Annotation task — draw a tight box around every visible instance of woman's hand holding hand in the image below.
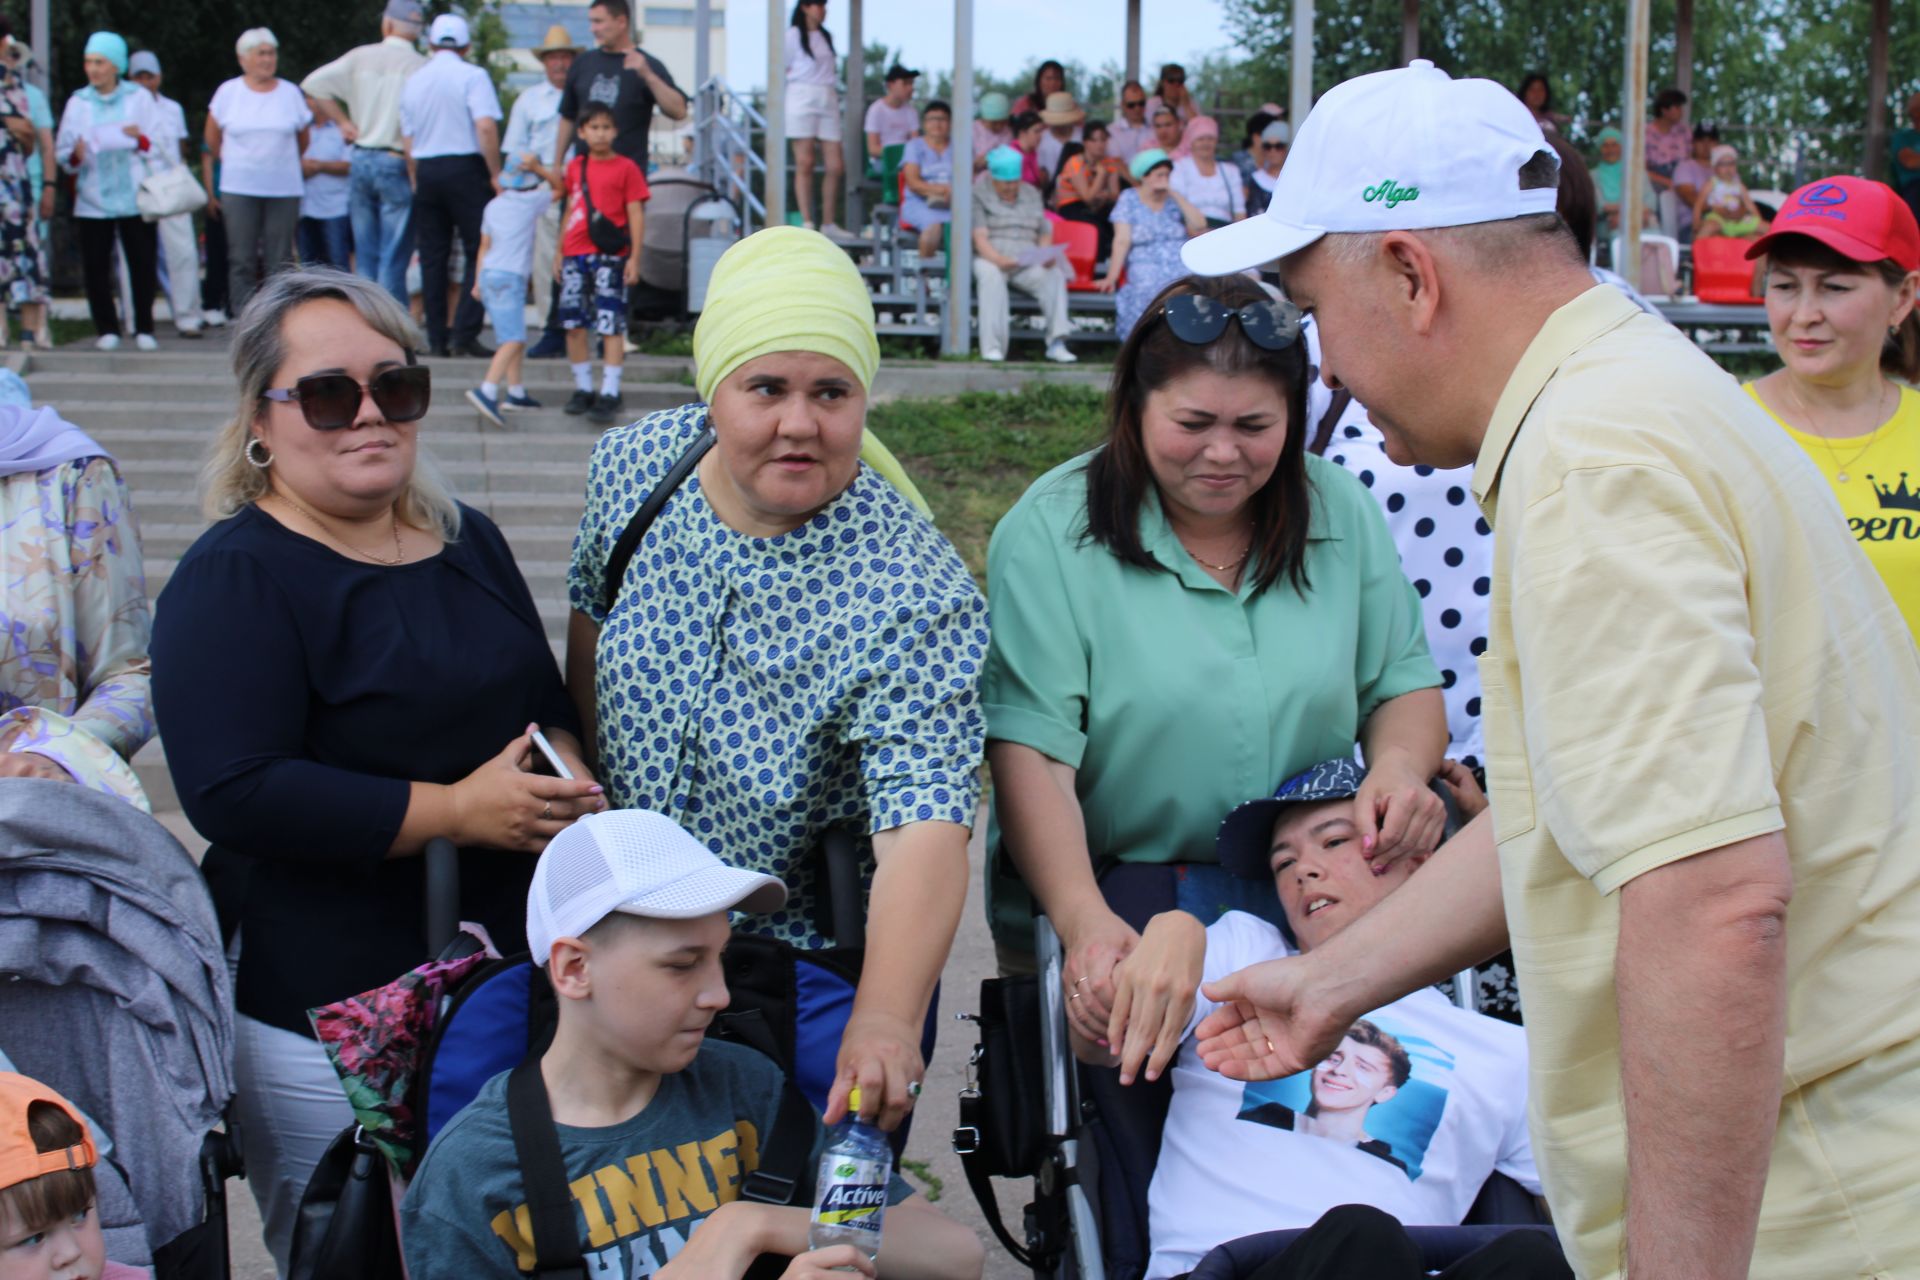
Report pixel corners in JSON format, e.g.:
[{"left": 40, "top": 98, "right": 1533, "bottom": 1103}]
[
  {"left": 447, "top": 726, "right": 605, "bottom": 852},
  {"left": 1434, "top": 758, "right": 1487, "bottom": 820},
  {"left": 1058, "top": 904, "right": 1140, "bottom": 1046},
  {"left": 0, "top": 750, "right": 76, "bottom": 783},
  {"left": 1106, "top": 911, "right": 1205, "bottom": 1085},
  {"left": 827, "top": 1009, "right": 925, "bottom": 1133},
  {"left": 1352, "top": 751, "right": 1446, "bottom": 873}
]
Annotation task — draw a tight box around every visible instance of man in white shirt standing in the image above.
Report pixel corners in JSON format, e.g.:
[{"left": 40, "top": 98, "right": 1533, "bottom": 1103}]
[
  {"left": 400, "top": 13, "right": 502, "bottom": 357},
  {"left": 127, "top": 51, "right": 205, "bottom": 337},
  {"left": 863, "top": 64, "right": 919, "bottom": 167},
  {"left": 502, "top": 23, "right": 577, "bottom": 357},
  {"left": 302, "top": 0, "right": 428, "bottom": 305}
]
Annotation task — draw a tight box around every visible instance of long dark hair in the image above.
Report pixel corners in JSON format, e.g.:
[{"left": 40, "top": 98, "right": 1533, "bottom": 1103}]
[
  {"left": 1545, "top": 132, "right": 1597, "bottom": 259},
  {"left": 1516, "top": 73, "right": 1550, "bottom": 113},
  {"left": 1030, "top": 59, "right": 1065, "bottom": 107},
  {"left": 789, "top": 1, "right": 833, "bottom": 62},
  {"left": 1084, "top": 275, "right": 1313, "bottom": 595}
]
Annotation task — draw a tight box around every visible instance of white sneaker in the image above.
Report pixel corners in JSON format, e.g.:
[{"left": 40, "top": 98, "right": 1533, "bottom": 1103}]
[
  {"left": 821, "top": 223, "right": 853, "bottom": 241},
  {"left": 202, "top": 309, "right": 228, "bottom": 328},
  {"left": 134, "top": 334, "right": 159, "bottom": 352},
  {"left": 981, "top": 348, "right": 1005, "bottom": 363},
  {"left": 1045, "top": 340, "right": 1079, "bottom": 364},
  {"left": 95, "top": 334, "right": 120, "bottom": 351}
]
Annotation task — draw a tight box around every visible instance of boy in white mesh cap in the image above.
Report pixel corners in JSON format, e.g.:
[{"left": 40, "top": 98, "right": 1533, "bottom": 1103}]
[{"left": 401, "top": 809, "right": 984, "bottom": 1279}]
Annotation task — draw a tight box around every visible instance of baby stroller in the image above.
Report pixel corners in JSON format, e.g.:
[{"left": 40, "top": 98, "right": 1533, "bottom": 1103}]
[{"left": 0, "top": 778, "right": 243, "bottom": 1279}]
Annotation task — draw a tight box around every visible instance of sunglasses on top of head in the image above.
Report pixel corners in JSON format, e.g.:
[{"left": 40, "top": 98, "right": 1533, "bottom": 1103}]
[
  {"left": 261, "top": 364, "right": 432, "bottom": 431},
  {"left": 1152, "top": 294, "right": 1303, "bottom": 351}
]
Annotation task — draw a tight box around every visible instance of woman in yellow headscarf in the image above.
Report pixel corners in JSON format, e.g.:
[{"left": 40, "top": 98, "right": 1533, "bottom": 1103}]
[{"left": 563, "top": 226, "right": 985, "bottom": 1139}]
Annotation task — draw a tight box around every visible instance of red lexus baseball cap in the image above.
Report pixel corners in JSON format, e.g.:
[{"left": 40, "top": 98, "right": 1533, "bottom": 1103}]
[{"left": 1745, "top": 175, "right": 1920, "bottom": 271}]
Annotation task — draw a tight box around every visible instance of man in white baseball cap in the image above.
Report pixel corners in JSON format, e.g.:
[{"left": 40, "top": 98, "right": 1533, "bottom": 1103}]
[
  {"left": 400, "top": 808, "right": 987, "bottom": 1277},
  {"left": 1185, "top": 59, "right": 1920, "bottom": 1280}
]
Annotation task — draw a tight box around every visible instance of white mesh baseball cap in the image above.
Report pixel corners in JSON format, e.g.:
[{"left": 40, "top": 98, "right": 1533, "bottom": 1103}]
[
  {"left": 1182, "top": 59, "right": 1558, "bottom": 276},
  {"left": 527, "top": 810, "right": 788, "bottom": 964}
]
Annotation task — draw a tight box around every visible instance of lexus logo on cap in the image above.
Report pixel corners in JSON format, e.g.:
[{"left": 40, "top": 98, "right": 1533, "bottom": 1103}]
[{"left": 1799, "top": 184, "right": 1848, "bottom": 208}]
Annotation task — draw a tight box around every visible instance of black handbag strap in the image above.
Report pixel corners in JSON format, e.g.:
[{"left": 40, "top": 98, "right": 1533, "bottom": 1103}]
[
  {"left": 954, "top": 1085, "right": 1034, "bottom": 1267},
  {"left": 739, "top": 1077, "right": 815, "bottom": 1207},
  {"left": 1309, "top": 386, "right": 1354, "bottom": 456},
  {"left": 602, "top": 426, "right": 716, "bottom": 609},
  {"left": 506, "top": 1059, "right": 588, "bottom": 1280}
]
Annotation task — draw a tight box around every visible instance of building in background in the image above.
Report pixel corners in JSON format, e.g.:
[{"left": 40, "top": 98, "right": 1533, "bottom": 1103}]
[{"left": 497, "top": 1, "right": 725, "bottom": 162}]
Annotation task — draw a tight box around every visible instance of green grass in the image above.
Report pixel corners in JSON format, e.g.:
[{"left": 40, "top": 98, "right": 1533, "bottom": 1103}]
[
  {"left": 898, "top": 1158, "right": 944, "bottom": 1203},
  {"left": 870, "top": 383, "right": 1107, "bottom": 585},
  {"left": 48, "top": 316, "right": 94, "bottom": 348}
]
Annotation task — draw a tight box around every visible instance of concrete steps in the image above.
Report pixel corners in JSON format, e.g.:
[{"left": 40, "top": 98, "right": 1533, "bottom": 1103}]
[{"left": 28, "top": 339, "right": 657, "bottom": 814}]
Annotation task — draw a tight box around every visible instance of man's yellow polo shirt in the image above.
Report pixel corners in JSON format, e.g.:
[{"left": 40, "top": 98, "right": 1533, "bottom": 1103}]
[{"left": 1473, "top": 285, "right": 1920, "bottom": 1280}]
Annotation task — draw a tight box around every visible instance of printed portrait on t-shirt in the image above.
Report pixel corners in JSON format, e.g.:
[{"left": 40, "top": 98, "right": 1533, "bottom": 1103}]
[{"left": 1235, "top": 1016, "right": 1453, "bottom": 1181}]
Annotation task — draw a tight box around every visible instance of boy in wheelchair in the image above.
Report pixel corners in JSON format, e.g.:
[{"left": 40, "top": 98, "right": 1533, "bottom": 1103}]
[
  {"left": 1073, "top": 760, "right": 1568, "bottom": 1279},
  {"left": 400, "top": 809, "right": 983, "bottom": 1279}
]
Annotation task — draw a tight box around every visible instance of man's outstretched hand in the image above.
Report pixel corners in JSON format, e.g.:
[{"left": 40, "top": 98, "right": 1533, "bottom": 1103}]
[{"left": 1193, "top": 957, "right": 1350, "bottom": 1082}]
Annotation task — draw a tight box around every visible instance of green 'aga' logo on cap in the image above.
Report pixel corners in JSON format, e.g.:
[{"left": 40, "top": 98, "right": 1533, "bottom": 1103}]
[{"left": 1363, "top": 181, "right": 1420, "bottom": 209}]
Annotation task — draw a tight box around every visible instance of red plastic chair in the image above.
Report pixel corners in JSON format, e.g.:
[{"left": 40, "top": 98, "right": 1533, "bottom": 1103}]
[
  {"left": 1691, "top": 236, "right": 1762, "bottom": 303},
  {"left": 1054, "top": 219, "right": 1123, "bottom": 292}
]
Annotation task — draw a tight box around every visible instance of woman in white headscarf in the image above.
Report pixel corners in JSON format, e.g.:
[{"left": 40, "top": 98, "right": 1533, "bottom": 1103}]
[{"left": 0, "top": 371, "right": 154, "bottom": 806}]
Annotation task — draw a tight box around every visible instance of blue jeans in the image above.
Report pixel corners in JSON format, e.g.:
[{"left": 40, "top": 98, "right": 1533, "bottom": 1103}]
[
  {"left": 348, "top": 149, "right": 412, "bottom": 304},
  {"left": 297, "top": 216, "right": 353, "bottom": 271}
]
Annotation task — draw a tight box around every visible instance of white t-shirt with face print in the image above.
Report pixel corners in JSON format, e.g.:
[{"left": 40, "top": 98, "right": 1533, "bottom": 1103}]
[{"left": 1144, "top": 912, "right": 1538, "bottom": 1280}]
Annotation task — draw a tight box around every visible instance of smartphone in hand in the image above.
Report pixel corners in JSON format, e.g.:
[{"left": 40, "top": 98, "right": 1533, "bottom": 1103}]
[{"left": 528, "top": 728, "right": 574, "bottom": 780}]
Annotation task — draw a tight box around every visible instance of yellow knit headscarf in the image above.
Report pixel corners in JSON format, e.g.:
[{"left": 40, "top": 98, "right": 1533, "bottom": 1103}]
[
  {"left": 694, "top": 226, "right": 881, "bottom": 403},
  {"left": 692, "top": 226, "right": 930, "bottom": 518}
]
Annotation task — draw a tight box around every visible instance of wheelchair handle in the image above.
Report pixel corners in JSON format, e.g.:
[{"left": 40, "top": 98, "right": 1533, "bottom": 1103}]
[{"left": 424, "top": 837, "right": 460, "bottom": 956}]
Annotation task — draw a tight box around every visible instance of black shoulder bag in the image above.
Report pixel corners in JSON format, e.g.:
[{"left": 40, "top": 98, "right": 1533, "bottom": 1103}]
[
  {"left": 601, "top": 427, "right": 716, "bottom": 610},
  {"left": 505, "top": 1057, "right": 816, "bottom": 1279},
  {"left": 575, "top": 154, "right": 634, "bottom": 257}
]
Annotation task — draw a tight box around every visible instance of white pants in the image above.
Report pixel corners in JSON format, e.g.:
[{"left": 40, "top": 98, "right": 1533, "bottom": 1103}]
[
  {"left": 531, "top": 199, "right": 561, "bottom": 317},
  {"left": 157, "top": 211, "right": 203, "bottom": 330},
  {"left": 973, "top": 258, "right": 1071, "bottom": 358},
  {"left": 232, "top": 1013, "right": 355, "bottom": 1278}
]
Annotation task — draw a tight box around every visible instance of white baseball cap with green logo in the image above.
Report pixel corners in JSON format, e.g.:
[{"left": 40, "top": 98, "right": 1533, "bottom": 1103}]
[{"left": 1181, "top": 59, "right": 1559, "bottom": 276}]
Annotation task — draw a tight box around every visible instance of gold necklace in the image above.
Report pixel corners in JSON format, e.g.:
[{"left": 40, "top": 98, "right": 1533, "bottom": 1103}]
[
  {"left": 1787, "top": 377, "right": 1891, "bottom": 484},
  {"left": 273, "top": 491, "right": 406, "bottom": 565},
  {"left": 1178, "top": 528, "right": 1254, "bottom": 574}
]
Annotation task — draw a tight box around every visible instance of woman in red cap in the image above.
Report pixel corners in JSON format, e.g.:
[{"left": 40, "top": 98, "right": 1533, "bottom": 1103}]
[{"left": 1743, "top": 174, "right": 1920, "bottom": 640}]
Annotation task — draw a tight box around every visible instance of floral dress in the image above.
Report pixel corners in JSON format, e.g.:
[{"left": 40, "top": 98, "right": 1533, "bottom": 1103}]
[
  {"left": 568, "top": 402, "right": 989, "bottom": 949},
  {"left": 0, "top": 62, "right": 43, "bottom": 306},
  {"left": 1113, "top": 187, "right": 1190, "bottom": 339},
  {"left": 0, "top": 457, "right": 154, "bottom": 806}
]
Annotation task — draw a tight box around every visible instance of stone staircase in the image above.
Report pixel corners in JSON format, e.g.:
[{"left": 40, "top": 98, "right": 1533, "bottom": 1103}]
[{"left": 27, "top": 336, "right": 700, "bottom": 812}]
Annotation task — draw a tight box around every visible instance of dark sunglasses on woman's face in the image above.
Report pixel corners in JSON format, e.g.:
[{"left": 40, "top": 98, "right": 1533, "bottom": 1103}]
[
  {"left": 260, "top": 365, "right": 432, "bottom": 430},
  {"left": 1155, "top": 294, "right": 1303, "bottom": 351}
]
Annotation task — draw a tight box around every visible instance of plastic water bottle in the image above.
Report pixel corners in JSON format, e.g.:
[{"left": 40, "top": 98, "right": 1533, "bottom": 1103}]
[{"left": 808, "top": 1087, "right": 890, "bottom": 1261}]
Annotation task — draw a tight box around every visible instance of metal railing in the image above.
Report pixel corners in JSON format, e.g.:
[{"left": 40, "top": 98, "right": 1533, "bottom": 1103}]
[{"left": 694, "top": 77, "right": 770, "bottom": 236}]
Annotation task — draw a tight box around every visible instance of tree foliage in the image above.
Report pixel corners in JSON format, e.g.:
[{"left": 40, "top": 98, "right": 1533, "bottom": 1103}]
[{"left": 1220, "top": 0, "right": 1920, "bottom": 187}]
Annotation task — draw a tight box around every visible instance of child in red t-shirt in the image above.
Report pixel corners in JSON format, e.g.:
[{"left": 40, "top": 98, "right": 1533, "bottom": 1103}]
[{"left": 553, "top": 103, "right": 650, "bottom": 424}]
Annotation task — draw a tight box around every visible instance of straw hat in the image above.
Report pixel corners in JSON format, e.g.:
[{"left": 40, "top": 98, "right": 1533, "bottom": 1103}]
[
  {"left": 533, "top": 24, "right": 581, "bottom": 56},
  {"left": 1039, "top": 91, "right": 1086, "bottom": 127}
]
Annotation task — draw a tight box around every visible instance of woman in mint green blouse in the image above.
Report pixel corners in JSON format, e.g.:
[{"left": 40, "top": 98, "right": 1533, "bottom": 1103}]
[{"left": 982, "top": 279, "right": 1446, "bottom": 1240}]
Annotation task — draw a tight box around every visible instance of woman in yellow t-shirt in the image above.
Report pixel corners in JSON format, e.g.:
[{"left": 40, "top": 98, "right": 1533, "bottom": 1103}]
[{"left": 1744, "top": 175, "right": 1920, "bottom": 640}]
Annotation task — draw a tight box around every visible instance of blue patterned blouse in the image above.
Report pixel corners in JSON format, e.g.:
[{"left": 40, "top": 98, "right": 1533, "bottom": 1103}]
[{"left": 568, "top": 403, "right": 990, "bottom": 948}]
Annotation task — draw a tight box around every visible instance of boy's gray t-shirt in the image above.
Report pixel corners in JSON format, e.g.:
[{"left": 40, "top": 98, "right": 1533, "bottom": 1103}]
[{"left": 401, "top": 1039, "right": 913, "bottom": 1277}]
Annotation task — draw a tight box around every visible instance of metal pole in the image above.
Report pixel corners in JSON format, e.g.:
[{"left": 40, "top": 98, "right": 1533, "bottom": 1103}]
[
  {"left": 1400, "top": 0, "right": 1419, "bottom": 64},
  {"left": 1621, "top": 0, "right": 1650, "bottom": 286},
  {"left": 1864, "top": 0, "right": 1890, "bottom": 178},
  {"left": 692, "top": 0, "right": 711, "bottom": 171},
  {"left": 28, "top": 0, "right": 47, "bottom": 91},
  {"left": 843, "top": 0, "right": 864, "bottom": 228},
  {"left": 944, "top": 0, "right": 975, "bottom": 357},
  {"left": 766, "top": 0, "right": 788, "bottom": 225},
  {"left": 1289, "top": 0, "right": 1314, "bottom": 128},
  {"left": 1125, "top": 0, "right": 1142, "bottom": 89},
  {"left": 1673, "top": 0, "right": 1693, "bottom": 100}
]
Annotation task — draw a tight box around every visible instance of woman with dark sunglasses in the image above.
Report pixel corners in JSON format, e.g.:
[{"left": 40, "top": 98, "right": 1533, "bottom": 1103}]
[
  {"left": 981, "top": 274, "right": 1447, "bottom": 1270},
  {"left": 148, "top": 268, "right": 603, "bottom": 1274}
]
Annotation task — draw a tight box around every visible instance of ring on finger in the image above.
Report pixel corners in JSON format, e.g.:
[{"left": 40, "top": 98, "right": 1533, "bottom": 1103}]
[
  {"left": 1073, "top": 976, "right": 1089, "bottom": 989},
  {"left": 906, "top": 1080, "right": 923, "bottom": 1099},
  {"left": 1070, "top": 992, "right": 1082, "bottom": 1001},
  {"left": 542, "top": 800, "right": 553, "bottom": 820}
]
